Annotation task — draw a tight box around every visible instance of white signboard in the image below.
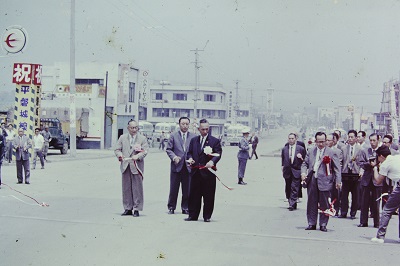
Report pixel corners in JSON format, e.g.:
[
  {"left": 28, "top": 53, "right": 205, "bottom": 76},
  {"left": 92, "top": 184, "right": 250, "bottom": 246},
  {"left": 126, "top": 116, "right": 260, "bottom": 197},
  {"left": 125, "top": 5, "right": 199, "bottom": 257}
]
[{"left": 2, "top": 26, "right": 28, "bottom": 54}]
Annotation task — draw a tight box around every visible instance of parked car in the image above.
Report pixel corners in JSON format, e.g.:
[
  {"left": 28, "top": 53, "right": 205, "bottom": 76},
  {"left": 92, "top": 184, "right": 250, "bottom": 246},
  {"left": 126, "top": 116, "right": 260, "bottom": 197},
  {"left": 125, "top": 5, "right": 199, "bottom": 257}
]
[{"left": 40, "top": 118, "right": 69, "bottom": 154}]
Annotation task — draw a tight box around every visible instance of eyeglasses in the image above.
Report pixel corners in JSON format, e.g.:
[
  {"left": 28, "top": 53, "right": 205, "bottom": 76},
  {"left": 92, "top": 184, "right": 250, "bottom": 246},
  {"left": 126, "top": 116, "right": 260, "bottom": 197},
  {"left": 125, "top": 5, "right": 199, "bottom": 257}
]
[{"left": 316, "top": 141, "right": 325, "bottom": 143}]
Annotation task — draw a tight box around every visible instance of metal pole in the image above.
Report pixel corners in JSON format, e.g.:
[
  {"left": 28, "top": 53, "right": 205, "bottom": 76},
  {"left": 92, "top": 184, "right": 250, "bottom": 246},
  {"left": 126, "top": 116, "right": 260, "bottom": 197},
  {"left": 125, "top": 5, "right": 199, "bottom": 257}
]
[
  {"left": 102, "top": 71, "right": 108, "bottom": 149},
  {"left": 69, "top": 0, "right": 76, "bottom": 157}
]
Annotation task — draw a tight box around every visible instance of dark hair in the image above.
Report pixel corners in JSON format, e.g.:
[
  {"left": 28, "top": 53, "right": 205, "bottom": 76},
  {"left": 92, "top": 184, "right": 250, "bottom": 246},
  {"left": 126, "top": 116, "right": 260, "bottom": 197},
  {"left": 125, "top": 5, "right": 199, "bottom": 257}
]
[
  {"left": 199, "top": 118, "right": 208, "bottom": 124},
  {"left": 348, "top": 129, "right": 357, "bottom": 136},
  {"left": 288, "top": 132, "right": 297, "bottom": 138},
  {"left": 334, "top": 130, "right": 341, "bottom": 137},
  {"left": 383, "top": 134, "right": 393, "bottom": 143},
  {"left": 368, "top": 133, "right": 377, "bottom": 139},
  {"left": 376, "top": 145, "right": 391, "bottom": 158},
  {"left": 127, "top": 119, "right": 137, "bottom": 125},
  {"left": 35, "top": 128, "right": 40, "bottom": 131},
  {"left": 332, "top": 132, "right": 339, "bottom": 141},
  {"left": 315, "top": 131, "right": 326, "bottom": 139},
  {"left": 358, "top": 131, "right": 366, "bottom": 138},
  {"left": 179, "top": 117, "right": 190, "bottom": 124}
]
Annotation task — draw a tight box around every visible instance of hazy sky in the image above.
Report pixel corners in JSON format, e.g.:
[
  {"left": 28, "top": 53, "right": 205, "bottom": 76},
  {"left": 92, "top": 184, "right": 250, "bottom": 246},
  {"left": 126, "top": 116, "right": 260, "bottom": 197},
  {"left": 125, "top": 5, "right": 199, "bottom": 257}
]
[{"left": 2, "top": 0, "right": 400, "bottom": 113}]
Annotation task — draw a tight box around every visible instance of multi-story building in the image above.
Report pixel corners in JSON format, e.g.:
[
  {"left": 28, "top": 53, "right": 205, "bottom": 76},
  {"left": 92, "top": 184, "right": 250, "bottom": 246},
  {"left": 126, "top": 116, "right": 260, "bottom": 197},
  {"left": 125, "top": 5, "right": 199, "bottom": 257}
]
[
  {"left": 41, "top": 62, "right": 140, "bottom": 149},
  {"left": 146, "top": 81, "right": 227, "bottom": 136}
]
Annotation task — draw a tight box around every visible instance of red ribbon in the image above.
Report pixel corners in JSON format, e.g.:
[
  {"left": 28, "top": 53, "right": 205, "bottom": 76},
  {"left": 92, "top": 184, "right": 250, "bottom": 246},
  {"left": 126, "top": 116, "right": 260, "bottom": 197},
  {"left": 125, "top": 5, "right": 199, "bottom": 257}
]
[
  {"left": 1, "top": 182, "right": 49, "bottom": 207},
  {"left": 190, "top": 165, "right": 233, "bottom": 190},
  {"left": 319, "top": 198, "right": 336, "bottom": 216}
]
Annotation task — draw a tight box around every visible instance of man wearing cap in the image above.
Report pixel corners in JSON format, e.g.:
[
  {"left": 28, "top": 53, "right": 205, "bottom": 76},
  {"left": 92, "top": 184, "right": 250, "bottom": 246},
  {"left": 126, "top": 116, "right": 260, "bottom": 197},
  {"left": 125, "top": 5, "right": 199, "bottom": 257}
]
[
  {"left": 41, "top": 125, "right": 52, "bottom": 162},
  {"left": 237, "top": 128, "right": 250, "bottom": 185}
]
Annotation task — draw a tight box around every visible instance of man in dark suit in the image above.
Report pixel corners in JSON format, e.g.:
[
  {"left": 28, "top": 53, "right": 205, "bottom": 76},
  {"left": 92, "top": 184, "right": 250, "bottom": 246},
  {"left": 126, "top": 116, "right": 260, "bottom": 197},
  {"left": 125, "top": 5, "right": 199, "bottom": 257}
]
[
  {"left": 249, "top": 132, "right": 259, "bottom": 160},
  {"left": 186, "top": 119, "right": 222, "bottom": 222},
  {"left": 301, "top": 132, "right": 342, "bottom": 232},
  {"left": 358, "top": 133, "right": 382, "bottom": 228},
  {"left": 166, "top": 117, "right": 195, "bottom": 214},
  {"left": 281, "top": 133, "right": 306, "bottom": 210},
  {"left": 12, "top": 128, "right": 32, "bottom": 184}
]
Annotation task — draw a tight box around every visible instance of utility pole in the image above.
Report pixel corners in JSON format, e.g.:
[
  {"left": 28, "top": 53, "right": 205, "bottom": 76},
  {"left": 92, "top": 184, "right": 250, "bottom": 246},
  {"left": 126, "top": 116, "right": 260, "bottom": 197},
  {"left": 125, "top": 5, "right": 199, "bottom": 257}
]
[
  {"left": 69, "top": 0, "right": 76, "bottom": 157},
  {"left": 234, "top": 80, "right": 240, "bottom": 124},
  {"left": 190, "top": 48, "right": 204, "bottom": 122},
  {"left": 389, "top": 81, "right": 399, "bottom": 142}
]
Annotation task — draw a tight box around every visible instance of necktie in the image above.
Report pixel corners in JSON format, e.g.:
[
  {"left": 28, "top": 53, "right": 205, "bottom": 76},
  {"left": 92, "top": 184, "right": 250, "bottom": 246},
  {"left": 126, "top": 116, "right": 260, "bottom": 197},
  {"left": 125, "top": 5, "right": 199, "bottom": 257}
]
[
  {"left": 290, "top": 146, "right": 293, "bottom": 163},
  {"left": 130, "top": 136, "right": 135, "bottom": 147},
  {"left": 183, "top": 133, "right": 186, "bottom": 151},
  {"left": 200, "top": 137, "right": 204, "bottom": 149},
  {"left": 350, "top": 146, "right": 353, "bottom": 158}
]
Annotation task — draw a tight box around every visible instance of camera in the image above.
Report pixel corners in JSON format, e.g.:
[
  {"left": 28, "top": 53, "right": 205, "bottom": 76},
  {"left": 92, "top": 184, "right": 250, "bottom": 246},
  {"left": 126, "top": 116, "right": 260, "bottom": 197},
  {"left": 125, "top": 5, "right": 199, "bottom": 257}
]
[{"left": 369, "top": 156, "right": 376, "bottom": 163}]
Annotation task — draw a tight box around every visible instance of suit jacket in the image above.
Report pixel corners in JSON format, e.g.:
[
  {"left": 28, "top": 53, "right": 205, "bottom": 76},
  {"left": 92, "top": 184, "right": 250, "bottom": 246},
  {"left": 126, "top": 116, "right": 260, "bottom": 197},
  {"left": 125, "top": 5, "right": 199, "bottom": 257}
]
[
  {"left": 12, "top": 135, "right": 32, "bottom": 161},
  {"left": 0, "top": 135, "right": 4, "bottom": 161},
  {"left": 331, "top": 146, "right": 343, "bottom": 168},
  {"left": 282, "top": 144, "right": 306, "bottom": 179},
  {"left": 237, "top": 136, "right": 250, "bottom": 159},
  {"left": 114, "top": 133, "right": 149, "bottom": 174},
  {"left": 359, "top": 147, "right": 382, "bottom": 187},
  {"left": 166, "top": 131, "right": 195, "bottom": 173},
  {"left": 301, "top": 146, "right": 342, "bottom": 191},
  {"left": 187, "top": 135, "right": 222, "bottom": 178},
  {"left": 250, "top": 135, "right": 259, "bottom": 147},
  {"left": 341, "top": 144, "right": 362, "bottom": 174}
]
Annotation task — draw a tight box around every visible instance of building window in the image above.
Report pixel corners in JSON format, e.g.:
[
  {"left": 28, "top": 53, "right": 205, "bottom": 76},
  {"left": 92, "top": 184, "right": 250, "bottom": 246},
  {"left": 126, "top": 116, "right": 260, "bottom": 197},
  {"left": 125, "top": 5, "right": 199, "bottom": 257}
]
[
  {"left": 155, "top": 93, "right": 163, "bottom": 100},
  {"left": 204, "top": 94, "right": 216, "bottom": 102},
  {"left": 75, "top": 79, "right": 104, "bottom": 86},
  {"left": 153, "top": 108, "right": 170, "bottom": 117},
  {"left": 128, "top": 82, "right": 135, "bottom": 103},
  {"left": 173, "top": 93, "right": 187, "bottom": 101}
]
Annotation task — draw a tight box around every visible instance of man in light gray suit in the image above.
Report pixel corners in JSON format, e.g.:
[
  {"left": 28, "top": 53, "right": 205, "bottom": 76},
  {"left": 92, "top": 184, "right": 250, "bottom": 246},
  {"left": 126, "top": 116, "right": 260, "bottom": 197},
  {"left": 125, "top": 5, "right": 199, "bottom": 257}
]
[
  {"left": 166, "top": 117, "right": 195, "bottom": 214},
  {"left": 301, "top": 132, "right": 342, "bottom": 232},
  {"left": 13, "top": 128, "right": 32, "bottom": 184},
  {"left": 115, "top": 120, "right": 149, "bottom": 217}
]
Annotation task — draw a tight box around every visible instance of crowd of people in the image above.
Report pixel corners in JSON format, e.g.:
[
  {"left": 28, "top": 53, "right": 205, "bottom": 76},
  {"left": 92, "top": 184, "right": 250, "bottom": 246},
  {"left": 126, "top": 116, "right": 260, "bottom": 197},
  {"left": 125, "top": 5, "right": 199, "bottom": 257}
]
[
  {"left": 282, "top": 129, "right": 400, "bottom": 243},
  {"left": 0, "top": 122, "right": 52, "bottom": 188}
]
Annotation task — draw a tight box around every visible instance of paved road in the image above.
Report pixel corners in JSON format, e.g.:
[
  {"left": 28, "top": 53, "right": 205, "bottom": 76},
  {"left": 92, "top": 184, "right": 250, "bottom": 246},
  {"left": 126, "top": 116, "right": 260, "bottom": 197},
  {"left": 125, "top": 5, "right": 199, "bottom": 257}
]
[{"left": 1, "top": 128, "right": 399, "bottom": 265}]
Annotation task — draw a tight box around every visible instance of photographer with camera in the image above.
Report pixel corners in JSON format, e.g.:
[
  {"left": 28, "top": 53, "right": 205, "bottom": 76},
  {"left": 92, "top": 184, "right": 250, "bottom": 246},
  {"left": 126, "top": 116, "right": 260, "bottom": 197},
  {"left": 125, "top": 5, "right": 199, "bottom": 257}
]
[
  {"left": 371, "top": 145, "right": 400, "bottom": 243},
  {"left": 358, "top": 133, "right": 382, "bottom": 228}
]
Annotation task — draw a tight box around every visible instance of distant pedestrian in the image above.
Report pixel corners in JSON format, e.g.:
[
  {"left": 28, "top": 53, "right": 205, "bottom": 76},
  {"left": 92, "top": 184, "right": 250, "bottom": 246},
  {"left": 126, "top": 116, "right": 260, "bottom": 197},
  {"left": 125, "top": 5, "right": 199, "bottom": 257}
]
[
  {"left": 114, "top": 120, "right": 149, "bottom": 217},
  {"left": 4, "top": 124, "right": 15, "bottom": 163},
  {"left": 249, "top": 132, "right": 259, "bottom": 160},
  {"left": 237, "top": 129, "right": 250, "bottom": 185},
  {"left": 41, "top": 125, "right": 52, "bottom": 161},
  {"left": 32, "top": 128, "right": 45, "bottom": 170},
  {"left": 12, "top": 128, "right": 32, "bottom": 184},
  {"left": 0, "top": 133, "right": 4, "bottom": 188},
  {"left": 159, "top": 131, "right": 166, "bottom": 150},
  {"left": 165, "top": 117, "right": 195, "bottom": 214}
]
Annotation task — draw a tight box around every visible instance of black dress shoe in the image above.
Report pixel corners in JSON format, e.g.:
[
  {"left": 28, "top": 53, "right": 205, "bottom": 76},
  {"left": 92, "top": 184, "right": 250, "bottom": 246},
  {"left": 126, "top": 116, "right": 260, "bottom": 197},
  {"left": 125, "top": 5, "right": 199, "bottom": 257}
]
[
  {"left": 168, "top": 209, "right": 174, "bottom": 214},
  {"left": 25, "top": 182, "right": 30, "bottom": 184},
  {"left": 338, "top": 214, "right": 347, "bottom": 218},
  {"left": 17, "top": 182, "right": 23, "bottom": 184},
  {"left": 133, "top": 210, "right": 139, "bottom": 217},
  {"left": 121, "top": 210, "right": 133, "bottom": 216},
  {"left": 320, "top": 226, "right": 327, "bottom": 232},
  {"left": 182, "top": 210, "right": 189, "bottom": 215},
  {"left": 288, "top": 206, "right": 294, "bottom": 211},
  {"left": 184, "top": 217, "right": 198, "bottom": 221},
  {"left": 305, "top": 225, "right": 316, "bottom": 230},
  {"left": 238, "top": 180, "right": 247, "bottom": 185},
  {"left": 374, "top": 224, "right": 379, "bottom": 228},
  {"left": 350, "top": 215, "right": 356, "bottom": 220},
  {"left": 204, "top": 218, "right": 211, "bottom": 222},
  {"left": 357, "top": 223, "right": 368, "bottom": 227}
]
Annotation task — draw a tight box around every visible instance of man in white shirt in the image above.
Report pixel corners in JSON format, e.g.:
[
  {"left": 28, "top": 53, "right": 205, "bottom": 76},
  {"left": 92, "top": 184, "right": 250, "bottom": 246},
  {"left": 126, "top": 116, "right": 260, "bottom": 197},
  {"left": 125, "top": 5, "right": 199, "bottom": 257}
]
[
  {"left": 371, "top": 145, "right": 400, "bottom": 243},
  {"left": 32, "top": 128, "right": 45, "bottom": 169},
  {"left": 5, "top": 124, "right": 15, "bottom": 163}
]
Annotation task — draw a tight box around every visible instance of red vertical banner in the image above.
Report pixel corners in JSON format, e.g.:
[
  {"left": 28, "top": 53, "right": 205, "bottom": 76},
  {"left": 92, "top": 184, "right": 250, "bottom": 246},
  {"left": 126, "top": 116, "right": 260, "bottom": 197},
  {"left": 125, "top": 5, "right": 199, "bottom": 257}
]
[{"left": 12, "top": 63, "right": 42, "bottom": 139}]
